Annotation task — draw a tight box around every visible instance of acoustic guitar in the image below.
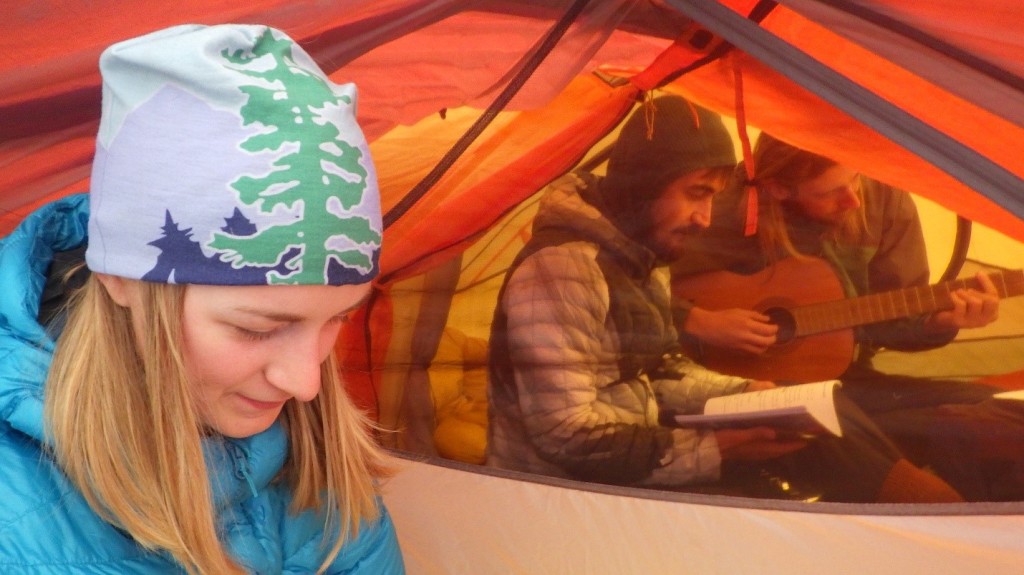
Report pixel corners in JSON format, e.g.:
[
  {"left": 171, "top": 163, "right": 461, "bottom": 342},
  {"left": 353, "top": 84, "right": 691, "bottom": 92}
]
[{"left": 672, "top": 256, "right": 1024, "bottom": 383}]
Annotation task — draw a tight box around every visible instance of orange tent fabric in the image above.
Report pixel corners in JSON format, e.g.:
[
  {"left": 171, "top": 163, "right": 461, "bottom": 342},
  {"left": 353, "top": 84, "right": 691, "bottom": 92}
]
[
  {"left": 4, "top": 1, "right": 1020, "bottom": 238},
  {"left": 3, "top": 0, "right": 1023, "bottom": 415}
]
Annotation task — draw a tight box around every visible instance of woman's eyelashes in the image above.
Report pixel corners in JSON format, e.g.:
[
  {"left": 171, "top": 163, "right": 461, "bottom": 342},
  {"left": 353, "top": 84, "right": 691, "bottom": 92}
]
[
  {"left": 235, "top": 314, "right": 349, "bottom": 342},
  {"left": 236, "top": 325, "right": 278, "bottom": 342}
]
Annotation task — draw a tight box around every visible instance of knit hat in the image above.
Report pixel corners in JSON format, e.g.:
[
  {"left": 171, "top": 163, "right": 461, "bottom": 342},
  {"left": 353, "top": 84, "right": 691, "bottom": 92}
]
[
  {"left": 86, "top": 24, "right": 381, "bottom": 286},
  {"left": 600, "top": 95, "right": 736, "bottom": 223}
]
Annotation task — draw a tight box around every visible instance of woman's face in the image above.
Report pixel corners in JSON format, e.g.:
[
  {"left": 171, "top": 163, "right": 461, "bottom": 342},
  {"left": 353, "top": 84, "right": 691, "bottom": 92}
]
[{"left": 180, "top": 282, "right": 370, "bottom": 438}]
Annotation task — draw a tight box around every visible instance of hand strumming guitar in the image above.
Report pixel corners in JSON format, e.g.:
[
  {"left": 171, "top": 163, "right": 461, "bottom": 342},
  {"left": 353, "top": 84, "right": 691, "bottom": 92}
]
[{"left": 683, "top": 306, "right": 779, "bottom": 354}]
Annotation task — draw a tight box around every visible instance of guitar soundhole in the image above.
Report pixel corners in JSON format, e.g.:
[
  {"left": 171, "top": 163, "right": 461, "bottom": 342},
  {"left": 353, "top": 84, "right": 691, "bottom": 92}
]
[{"left": 763, "top": 307, "right": 796, "bottom": 345}]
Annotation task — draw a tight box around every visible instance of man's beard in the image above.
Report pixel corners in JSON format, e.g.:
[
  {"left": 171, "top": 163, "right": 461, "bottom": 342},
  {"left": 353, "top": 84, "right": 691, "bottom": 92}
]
[{"left": 643, "top": 223, "right": 704, "bottom": 264}]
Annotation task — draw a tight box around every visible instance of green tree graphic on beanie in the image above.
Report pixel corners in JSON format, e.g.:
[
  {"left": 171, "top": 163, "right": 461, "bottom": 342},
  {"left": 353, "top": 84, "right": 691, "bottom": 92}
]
[{"left": 209, "top": 29, "right": 380, "bottom": 284}]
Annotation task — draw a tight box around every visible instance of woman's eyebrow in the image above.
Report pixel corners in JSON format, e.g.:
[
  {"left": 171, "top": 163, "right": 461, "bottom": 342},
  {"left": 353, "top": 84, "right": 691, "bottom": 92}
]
[{"left": 231, "top": 308, "right": 305, "bottom": 323}]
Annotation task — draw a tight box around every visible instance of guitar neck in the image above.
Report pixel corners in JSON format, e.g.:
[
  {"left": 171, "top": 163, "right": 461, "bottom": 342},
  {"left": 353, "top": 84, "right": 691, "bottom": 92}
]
[{"left": 791, "top": 269, "right": 1024, "bottom": 337}]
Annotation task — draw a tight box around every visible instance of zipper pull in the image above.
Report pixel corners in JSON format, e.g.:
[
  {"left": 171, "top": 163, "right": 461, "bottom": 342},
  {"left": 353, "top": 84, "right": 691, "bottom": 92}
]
[{"left": 227, "top": 442, "right": 259, "bottom": 500}]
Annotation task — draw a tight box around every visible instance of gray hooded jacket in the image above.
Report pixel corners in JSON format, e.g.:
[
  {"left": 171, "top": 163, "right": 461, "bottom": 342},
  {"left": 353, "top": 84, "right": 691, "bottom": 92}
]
[{"left": 486, "top": 173, "right": 750, "bottom": 486}]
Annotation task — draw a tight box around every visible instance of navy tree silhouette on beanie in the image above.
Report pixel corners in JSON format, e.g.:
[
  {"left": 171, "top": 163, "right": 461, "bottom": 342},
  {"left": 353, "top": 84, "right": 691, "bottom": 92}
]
[{"left": 142, "top": 209, "right": 296, "bottom": 284}]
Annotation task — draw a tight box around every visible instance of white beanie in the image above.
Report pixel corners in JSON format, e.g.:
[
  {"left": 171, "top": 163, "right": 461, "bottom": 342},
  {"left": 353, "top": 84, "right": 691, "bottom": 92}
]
[{"left": 86, "top": 24, "right": 381, "bottom": 286}]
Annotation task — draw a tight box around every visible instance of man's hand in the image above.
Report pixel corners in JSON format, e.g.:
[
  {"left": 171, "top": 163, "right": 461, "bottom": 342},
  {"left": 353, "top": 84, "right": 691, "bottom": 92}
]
[
  {"left": 926, "top": 271, "right": 1000, "bottom": 332},
  {"left": 744, "top": 380, "right": 776, "bottom": 392},
  {"left": 714, "top": 427, "right": 808, "bottom": 461},
  {"left": 684, "top": 306, "right": 778, "bottom": 354}
]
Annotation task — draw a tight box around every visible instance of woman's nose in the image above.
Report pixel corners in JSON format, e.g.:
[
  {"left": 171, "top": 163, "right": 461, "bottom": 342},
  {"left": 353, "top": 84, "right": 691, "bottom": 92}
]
[{"left": 265, "top": 339, "right": 325, "bottom": 402}]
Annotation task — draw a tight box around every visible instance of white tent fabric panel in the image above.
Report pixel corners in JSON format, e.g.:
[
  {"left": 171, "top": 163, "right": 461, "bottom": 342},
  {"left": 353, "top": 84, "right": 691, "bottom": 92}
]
[{"left": 383, "top": 455, "right": 1024, "bottom": 574}]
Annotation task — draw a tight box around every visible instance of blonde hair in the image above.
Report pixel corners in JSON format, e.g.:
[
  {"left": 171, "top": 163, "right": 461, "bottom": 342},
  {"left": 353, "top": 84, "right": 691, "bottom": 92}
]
[
  {"left": 44, "top": 275, "right": 391, "bottom": 574},
  {"left": 750, "top": 133, "right": 868, "bottom": 264}
]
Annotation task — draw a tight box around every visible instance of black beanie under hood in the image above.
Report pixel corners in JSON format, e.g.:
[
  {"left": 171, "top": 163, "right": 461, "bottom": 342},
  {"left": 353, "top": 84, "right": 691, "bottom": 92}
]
[{"left": 599, "top": 95, "right": 736, "bottom": 237}]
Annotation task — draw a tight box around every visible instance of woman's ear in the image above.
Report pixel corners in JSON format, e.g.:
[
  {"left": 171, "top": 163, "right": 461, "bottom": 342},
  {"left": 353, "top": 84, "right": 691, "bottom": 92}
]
[{"left": 95, "top": 273, "right": 133, "bottom": 308}]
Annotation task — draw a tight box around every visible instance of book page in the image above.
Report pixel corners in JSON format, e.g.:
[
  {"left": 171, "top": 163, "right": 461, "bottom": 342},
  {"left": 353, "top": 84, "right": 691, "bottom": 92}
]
[
  {"left": 994, "top": 389, "right": 1024, "bottom": 401},
  {"left": 673, "top": 380, "right": 843, "bottom": 437},
  {"left": 704, "top": 380, "right": 841, "bottom": 416}
]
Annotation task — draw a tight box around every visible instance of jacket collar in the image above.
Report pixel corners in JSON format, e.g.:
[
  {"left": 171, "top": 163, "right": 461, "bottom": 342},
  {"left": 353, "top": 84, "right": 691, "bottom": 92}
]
[
  {"left": 532, "top": 172, "right": 657, "bottom": 279},
  {"left": 0, "top": 194, "right": 90, "bottom": 444}
]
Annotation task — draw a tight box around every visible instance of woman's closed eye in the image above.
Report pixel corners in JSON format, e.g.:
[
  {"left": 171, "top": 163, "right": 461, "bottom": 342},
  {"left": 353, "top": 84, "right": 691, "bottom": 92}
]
[
  {"left": 236, "top": 314, "right": 348, "bottom": 342},
  {"left": 235, "top": 325, "right": 280, "bottom": 342}
]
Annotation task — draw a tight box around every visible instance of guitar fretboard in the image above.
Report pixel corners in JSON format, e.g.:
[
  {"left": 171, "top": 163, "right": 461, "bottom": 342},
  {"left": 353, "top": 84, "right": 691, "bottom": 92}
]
[{"left": 791, "top": 269, "right": 1024, "bottom": 336}]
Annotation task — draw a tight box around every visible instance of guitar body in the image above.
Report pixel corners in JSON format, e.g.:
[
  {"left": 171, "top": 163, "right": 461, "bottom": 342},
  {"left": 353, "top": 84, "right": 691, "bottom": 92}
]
[{"left": 672, "top": 257, "right": 855, "bottom": 383}]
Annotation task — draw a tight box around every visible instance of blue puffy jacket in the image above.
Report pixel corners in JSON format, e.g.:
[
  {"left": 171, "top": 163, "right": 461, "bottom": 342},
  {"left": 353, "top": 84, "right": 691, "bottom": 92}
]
[{"left": 0, "top": 194, "right": 405, "bottom": 574}]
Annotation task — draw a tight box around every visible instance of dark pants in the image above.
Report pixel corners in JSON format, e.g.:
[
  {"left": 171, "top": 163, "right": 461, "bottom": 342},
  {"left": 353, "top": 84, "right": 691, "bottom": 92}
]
[
  {"left": 842, "top": 366, "right": 1024, "bottom": 501},
  {"left": 841, "top": 365, "right": 999, "bottom": 413},
  {"left": 720, "top": 393, "right": 903, "bottom": 503}
]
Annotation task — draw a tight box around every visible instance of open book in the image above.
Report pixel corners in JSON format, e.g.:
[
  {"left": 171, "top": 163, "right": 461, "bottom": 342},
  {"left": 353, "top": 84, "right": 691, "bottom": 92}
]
[{"left": 670, "top": 380, "right": 843, "bottom": 437}]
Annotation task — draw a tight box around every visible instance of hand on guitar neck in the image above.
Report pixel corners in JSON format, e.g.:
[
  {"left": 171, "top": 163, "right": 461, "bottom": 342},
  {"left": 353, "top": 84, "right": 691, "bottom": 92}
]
[
  {"left": 673, "top": 257, "right": 1015, "bottom": 382},
  {"left": 922, "top": 271, "right": 1000, "bottom": 333}
]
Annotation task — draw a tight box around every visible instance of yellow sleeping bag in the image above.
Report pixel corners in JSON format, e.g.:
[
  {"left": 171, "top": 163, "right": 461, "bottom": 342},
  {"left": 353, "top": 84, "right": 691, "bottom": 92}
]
[{"left": 429, "top": 327, "right": 489, "bottom": 464}]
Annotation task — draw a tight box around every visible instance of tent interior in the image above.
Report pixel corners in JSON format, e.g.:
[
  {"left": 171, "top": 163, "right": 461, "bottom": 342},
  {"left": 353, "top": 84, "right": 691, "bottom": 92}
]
[
  {"left": 380, "top": 113, "right": 1024, "bottom": 464},
  {"left": 4, "top": 0, "right": 1024, "bottom": 572}
]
